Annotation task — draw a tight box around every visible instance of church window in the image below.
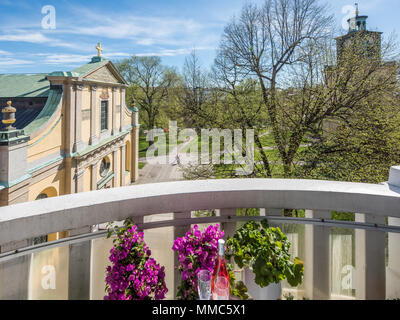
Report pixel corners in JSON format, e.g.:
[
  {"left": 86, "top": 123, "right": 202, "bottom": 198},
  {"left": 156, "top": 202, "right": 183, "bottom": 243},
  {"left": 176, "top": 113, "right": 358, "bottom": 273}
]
[
  {"left": 101, "top": 100, "right": 108, "bottom": 131},
  {"left": 100, "top": 157, "right": 111, "bottom": 177}
]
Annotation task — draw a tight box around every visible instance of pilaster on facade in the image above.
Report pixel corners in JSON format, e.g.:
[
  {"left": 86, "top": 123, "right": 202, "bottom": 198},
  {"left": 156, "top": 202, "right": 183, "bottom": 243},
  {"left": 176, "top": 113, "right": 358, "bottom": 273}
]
[
  {"left": 64, "top": 157, "right": 76, "bottom": 194},
  {"left": 120, "top": 88, "right": 125, "bottom": 132},
  {"left": 112, "top": 149, "right": 118, "bottom": 187},
  {"left": 89, "top": 85, "right": 98, "bottom": 146},
  {"left": 121, "top": 144, "right": 126, "bottom": 187},
  {"left": 75, "top": 168, "right": 85, "bottom": 194},
  {"left": 73, "top": 84, "right": 85, "bottom": 153},
  {"left": 112, "top": 87, "right": 118, "bottom": 136},
  {"left": 91, "top": 162, "right": 98, "bottom": 191},
  {"left": 67, "top": 84, "right": 76, "bottom": 155},
  {"left": 130, "top": 127, "right": 139, "bottom": 183}
]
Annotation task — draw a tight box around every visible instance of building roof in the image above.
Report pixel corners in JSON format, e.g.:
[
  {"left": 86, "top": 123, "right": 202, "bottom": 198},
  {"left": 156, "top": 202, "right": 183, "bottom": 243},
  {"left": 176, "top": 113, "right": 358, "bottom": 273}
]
[
  {"left": 0, "top": 74, "right": 50, "bottom": 98},
  {"left": 71, "top": 57, "right": 109, "bottom": 77},
  {"left": 0, "top": 56, "right": 127, "bottom": 132}
]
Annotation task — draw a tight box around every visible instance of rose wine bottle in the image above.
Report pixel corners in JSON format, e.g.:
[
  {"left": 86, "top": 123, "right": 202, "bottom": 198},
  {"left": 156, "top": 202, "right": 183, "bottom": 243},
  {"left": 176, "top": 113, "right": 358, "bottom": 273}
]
[{"left": 211, "top": 239, "right": 230, "bottom": 300}]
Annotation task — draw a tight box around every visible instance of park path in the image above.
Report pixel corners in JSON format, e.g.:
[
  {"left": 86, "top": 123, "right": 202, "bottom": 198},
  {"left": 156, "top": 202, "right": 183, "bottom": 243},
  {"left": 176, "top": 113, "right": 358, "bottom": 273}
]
[{"left": 136, "top": 136, "right": 196, "bottom": 184}]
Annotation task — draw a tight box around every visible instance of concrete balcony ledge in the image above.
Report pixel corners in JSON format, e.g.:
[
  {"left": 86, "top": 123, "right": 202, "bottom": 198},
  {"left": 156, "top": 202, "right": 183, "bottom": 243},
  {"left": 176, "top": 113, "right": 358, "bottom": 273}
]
[{"left": 1, "top": 178, "right": 400, "bottom": 247}]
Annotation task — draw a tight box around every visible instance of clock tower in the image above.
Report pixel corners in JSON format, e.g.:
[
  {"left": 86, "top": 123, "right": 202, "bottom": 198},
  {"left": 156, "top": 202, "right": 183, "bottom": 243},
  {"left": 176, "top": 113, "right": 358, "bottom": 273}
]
[{"left": 335, "top": 4, "right": 382, "bottom": 63}]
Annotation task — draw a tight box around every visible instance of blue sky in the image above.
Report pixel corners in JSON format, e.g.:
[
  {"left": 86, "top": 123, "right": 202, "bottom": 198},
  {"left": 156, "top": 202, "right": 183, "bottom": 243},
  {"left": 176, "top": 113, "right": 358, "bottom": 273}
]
[{"left": 0, "top": 0, "right": 398, "bottom": 74}]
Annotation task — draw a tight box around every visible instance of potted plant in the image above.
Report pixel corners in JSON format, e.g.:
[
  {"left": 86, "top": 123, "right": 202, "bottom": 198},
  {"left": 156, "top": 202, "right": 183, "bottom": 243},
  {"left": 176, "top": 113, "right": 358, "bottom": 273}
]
[
  {"left": 225, "top": 219, "right": 304, "bottom": 300},
  {"left": 172, "top": 224, "right": 224, "bottom": 300},
  {"left": 104, "top": 220, "right": 168, "bottom": 300}
]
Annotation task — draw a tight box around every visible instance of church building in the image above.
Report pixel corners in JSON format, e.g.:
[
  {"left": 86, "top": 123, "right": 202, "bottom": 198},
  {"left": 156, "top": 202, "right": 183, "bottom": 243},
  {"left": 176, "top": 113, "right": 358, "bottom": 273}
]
[{"left": 0, "top": 44, "right": 139, "bottom": 241}]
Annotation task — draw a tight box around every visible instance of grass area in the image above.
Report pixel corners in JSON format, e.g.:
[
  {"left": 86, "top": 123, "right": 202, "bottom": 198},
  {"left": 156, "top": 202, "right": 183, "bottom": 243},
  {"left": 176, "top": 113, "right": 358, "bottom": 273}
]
[{"left": 139, "top": 133, "right": 182, "bottom": 158}]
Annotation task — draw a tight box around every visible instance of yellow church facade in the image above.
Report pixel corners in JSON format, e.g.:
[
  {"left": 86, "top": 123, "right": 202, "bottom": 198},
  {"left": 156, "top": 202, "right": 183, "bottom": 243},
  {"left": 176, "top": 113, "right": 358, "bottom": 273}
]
[{"left": 0, "top": 49, "right": 139, "bottom": 241}]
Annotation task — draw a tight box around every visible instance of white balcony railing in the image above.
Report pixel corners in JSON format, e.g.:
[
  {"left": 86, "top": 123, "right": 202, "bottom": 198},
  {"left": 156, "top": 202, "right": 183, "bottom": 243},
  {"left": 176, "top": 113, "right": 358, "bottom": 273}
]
[{"left": 1, "top": 167, "right": 400, "bottom": 300}]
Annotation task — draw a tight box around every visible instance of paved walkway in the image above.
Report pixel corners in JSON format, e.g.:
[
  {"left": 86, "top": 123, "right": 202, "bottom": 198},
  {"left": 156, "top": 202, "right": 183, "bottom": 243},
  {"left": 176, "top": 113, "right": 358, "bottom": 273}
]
[{"left": 136, "top": 136, "right": 196, "bottom": 185}]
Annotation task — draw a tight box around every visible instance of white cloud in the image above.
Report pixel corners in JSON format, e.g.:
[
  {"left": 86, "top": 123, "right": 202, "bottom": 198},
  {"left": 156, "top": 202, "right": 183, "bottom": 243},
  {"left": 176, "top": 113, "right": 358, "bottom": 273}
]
[
  {"left": 103, "top": 52, "right": 132, "bottom": 58},
  {"left": 36, "top": 53, "right": 92, "bottom": 65},
  {"left": 0, "top": 30, "right": 82, "bottom": 49},
  {"left": 54, "top": 7, "right": 216, "bottom": 48},
  {"left": 0, "top": 32, "right": 49, "bottom": 43},
  {"left": 135, "top": 48, "right": 193, "bottom": 57},
  {"left": 0, "top": 57, "right": 32, "bottom": 66},
  {"left": 36, "top": 51, "right": 132, "bottom": 65},
  {"left": 0, "top": 49, "right": 11, "bottom": 55}
]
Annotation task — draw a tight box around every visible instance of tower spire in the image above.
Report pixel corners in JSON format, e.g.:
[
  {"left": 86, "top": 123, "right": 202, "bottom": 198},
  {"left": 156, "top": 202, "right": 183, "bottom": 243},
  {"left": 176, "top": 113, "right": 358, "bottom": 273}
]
[{"left": 355, "top": 3, "right": 359, "bottom": 16}]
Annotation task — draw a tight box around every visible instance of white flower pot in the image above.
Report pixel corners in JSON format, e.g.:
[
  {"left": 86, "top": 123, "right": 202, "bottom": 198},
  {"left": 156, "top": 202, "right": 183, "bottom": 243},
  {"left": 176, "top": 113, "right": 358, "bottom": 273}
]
[{"left": 243, "top": 267, "right": 282, "bottom": 300}]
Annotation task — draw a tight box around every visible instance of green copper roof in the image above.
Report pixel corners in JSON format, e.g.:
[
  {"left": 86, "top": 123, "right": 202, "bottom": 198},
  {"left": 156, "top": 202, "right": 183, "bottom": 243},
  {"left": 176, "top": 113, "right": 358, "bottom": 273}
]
[
  {"left": 71, "top": 57, "right": 109, "bottom": 77},
  {"left": 47, "top": 71, "right": 80, "bottom": 77},
  {"left": 0, "top": 74, "right": 50, "bottom": 98},
  {"left": 24, "top": 87, "right": 63, "bottom": 136}
]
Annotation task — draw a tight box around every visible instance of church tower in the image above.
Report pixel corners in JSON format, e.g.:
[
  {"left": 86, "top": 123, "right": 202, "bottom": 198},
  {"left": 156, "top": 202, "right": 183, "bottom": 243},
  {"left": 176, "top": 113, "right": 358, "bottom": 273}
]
[{"left": 335, "top": 3, "right": 382, "bottom": 63}]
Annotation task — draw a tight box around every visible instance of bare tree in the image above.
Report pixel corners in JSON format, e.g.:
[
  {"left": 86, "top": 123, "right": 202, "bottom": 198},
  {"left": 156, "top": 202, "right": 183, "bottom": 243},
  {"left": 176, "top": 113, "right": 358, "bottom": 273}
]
[
  {"left": 178, "top": 50, "right": 210, "bottom": 129},
  {"left": 217, "top": 0, "right": 398, "bottom": 177}
]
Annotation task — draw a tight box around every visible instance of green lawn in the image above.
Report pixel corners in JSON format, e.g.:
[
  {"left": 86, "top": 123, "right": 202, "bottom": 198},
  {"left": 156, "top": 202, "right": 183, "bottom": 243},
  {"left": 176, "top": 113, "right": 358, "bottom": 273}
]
[
  {"left": 139, "top": 134, "right": 171, "bottom": 158},
  {"left": 139, "top": 133, "right": 186, "bottom": 158}
]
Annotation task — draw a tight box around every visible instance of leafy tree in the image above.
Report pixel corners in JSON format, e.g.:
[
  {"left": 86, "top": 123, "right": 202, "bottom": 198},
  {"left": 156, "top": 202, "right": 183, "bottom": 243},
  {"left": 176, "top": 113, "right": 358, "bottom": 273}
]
[{"left": 116, "top": 56, "right": 180, "bottom": 130}]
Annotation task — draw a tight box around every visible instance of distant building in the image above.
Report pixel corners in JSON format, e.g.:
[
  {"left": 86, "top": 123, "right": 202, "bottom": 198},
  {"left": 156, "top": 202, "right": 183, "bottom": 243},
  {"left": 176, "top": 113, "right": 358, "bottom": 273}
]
[
  {"left": 335, "top": 4, "right": 382, "bottom": 63},
  {"left": 322, "top": 6, "right": 398, "bottom": 134},
  {"left": 0, "top": 44, "right": 139, "bottom": 241}
]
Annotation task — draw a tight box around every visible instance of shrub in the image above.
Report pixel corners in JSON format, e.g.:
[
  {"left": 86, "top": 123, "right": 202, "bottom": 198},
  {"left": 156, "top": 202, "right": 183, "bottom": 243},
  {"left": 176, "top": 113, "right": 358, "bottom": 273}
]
[{"left": 104, "top": 221, "right": 168, "bottom": 300}]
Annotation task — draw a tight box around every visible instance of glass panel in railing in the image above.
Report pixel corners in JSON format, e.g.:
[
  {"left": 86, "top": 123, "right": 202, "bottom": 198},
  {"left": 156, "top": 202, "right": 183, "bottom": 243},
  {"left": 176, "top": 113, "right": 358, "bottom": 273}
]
[
  {"left": 330, "top": 226, "right": 355, "bottom": 299},
  {"left": 28, "top": 245, "right": 69, "bottom": 300},
  {"left": 90, "top": 236, "right": 115, "bottom": 300},
  {"left": 280, "top": 222, "right": 306, "bottom": 300},
  {"left": 0, "top": 255, "right": 31, "bottom": 300},
  {"left": 386, "top": 230, "right": 400, "bottom": 300},
  {"left": 144, "top": 226, "right": 175, "bottom": 300}
]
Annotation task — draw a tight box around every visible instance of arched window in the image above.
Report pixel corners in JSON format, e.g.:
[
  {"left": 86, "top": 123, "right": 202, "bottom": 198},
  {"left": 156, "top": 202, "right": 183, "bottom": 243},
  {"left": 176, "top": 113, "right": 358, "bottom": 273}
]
[
  {"left": 36, "top": 187, "right": 58, "bottom": 199},
  {"left": 36, "top": 193, "right": 48, "bottom": 200},
  {"left": 34, "top": 187, "right": 59, "bottom": 244},
  {"left": 100, "top": 156, "right": 111, "bottom": 177}
]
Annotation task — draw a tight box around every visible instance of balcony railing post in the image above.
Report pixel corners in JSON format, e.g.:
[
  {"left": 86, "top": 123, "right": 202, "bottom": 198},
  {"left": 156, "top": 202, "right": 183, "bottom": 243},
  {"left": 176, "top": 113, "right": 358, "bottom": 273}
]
[
  {"left": 133, "top": 215, "right": 144, "bottom": 231},
  {"left": 173, "top": 211, "right": 191, "bottom": 299},
  {"left": 219, "top": 208, "right": 236, "bottom": 240},
  {"left": 387, "top": 217, "right": 400, "bottom": 299},
  {"left": 355, "top": 213, "right": 386, "bottom": 300},
  {"left": 265, "top": 208, "right": 283, "bottom": 216},
  {"left": 68, "top": 226, "right": 91, "bottom": 300},
  {"left": 304, "top": 210, "right": 331, "bottom": 300}
]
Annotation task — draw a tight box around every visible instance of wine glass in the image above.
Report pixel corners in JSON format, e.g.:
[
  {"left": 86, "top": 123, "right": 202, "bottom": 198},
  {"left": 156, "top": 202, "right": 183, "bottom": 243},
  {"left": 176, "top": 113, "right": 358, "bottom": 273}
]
[{"left": 197, "top": 269, "right": 212, "bottom": 300}]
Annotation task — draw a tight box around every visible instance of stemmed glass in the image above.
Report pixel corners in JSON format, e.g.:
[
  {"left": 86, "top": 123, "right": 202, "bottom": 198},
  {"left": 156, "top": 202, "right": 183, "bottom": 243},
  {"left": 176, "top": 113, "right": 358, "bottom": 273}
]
[{"left": 197, "top": 269, "right": 212, "bottom": 300}]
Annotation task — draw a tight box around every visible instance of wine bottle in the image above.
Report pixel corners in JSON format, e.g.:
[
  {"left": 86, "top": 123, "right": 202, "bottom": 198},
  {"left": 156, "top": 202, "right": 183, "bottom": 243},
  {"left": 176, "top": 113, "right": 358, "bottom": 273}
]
[{"left": 211, "top": 238, "right": 230, "bottom": 300}]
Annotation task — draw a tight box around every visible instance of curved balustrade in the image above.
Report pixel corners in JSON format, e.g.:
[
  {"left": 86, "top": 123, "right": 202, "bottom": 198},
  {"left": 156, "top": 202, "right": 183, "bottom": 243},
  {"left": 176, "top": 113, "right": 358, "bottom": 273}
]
[{"left": 1, "top": 175, "right": 400, "bottom": 300}]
